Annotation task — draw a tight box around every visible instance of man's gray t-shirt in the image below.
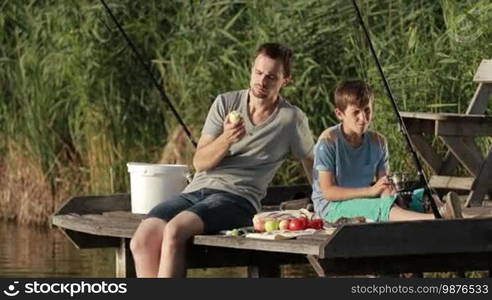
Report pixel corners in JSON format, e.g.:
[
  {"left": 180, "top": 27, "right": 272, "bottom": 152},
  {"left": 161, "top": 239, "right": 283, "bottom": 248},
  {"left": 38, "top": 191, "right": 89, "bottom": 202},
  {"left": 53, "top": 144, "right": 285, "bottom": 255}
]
[{"left": 183, "top": 89, "right": 314, "bottom": 212}]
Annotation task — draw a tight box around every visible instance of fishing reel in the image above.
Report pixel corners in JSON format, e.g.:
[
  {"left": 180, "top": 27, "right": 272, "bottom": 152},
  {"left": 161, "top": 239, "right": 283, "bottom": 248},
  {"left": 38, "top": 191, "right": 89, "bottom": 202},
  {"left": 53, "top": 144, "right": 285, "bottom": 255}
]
[{"left": 387, "top": 172, "right": 431, "bottom": 212}]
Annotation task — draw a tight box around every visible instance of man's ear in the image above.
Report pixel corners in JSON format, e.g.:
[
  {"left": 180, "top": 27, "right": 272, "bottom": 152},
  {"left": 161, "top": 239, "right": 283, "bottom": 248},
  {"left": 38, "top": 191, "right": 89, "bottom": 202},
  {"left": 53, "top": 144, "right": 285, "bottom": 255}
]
[{"left": 282, "top": 76, "right": 291, "bottom": 87}]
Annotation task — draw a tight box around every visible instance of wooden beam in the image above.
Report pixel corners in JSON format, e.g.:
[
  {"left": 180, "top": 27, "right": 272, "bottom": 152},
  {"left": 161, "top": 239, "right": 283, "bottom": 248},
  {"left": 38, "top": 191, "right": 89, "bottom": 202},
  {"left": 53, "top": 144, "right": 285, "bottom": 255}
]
[
  {"left": 437, "top": 119, "right": 492, "bottom": 136},
  {"left": 116, "top": 238, "right": 136, "bottom": 278},
  {"left": 317, "top": 253, "right": 492, "bottom": 276},
  {"left": 408, "top": 134, "right": 442, "bottom": 173},
  {"left": 306, "top": 255, "right": 326, "bottom": 277},
  {"left": 466, "top": 83, "right": 492, "bottom": 114},
  {"left": 322, "top": 218, "right": 492, "bottom": 259},
  {"left": 54, "top": 194, "right": 131, "bottom": 216},
  {"left": 440, "top": 136, "right": 482, "bottom": 176},
  {"left": 429, "top": 175, "right": 474, "bottom": 190},
  {"left": 438, "top": 151, "right": 460, "bottom": 175},
  {"left": 465, "top": 151, "right": 492, "bottom": 207}
]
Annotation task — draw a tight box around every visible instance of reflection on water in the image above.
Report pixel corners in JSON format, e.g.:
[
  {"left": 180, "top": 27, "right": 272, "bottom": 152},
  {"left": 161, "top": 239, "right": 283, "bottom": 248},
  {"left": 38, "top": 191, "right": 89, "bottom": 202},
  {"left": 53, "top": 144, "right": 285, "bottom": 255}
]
[
  {"left": 0, "top": 221, "right": 114, "bottom": 277},
  {"left": 0, "top": 221, "right": 318, "bottom": 278}
]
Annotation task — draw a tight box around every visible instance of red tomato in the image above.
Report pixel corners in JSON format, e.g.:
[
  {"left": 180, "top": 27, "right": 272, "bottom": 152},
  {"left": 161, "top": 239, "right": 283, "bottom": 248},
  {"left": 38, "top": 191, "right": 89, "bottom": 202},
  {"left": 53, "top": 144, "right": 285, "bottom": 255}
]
[
  {"left": 307, "top": 219, "right": 324, "bottom": 230},
  {"left": 288, "top": 218, "right": 304, "bottom": 231},
  {"left": 298, "top": 217, "right": 308, "bottom": 228}
]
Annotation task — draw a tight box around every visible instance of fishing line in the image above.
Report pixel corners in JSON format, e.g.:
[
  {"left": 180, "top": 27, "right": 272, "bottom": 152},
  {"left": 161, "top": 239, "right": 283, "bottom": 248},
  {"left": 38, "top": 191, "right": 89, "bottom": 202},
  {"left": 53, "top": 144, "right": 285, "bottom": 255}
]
[{"left": 351, "top": 0, "right": 441, "bottom": 217}]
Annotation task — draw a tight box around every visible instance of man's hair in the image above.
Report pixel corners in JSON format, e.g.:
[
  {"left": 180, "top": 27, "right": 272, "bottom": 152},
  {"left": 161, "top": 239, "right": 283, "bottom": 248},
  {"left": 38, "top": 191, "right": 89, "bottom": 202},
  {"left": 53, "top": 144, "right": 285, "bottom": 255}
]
[
  {"left": 334, "top": 80, "right": 374, "bottom": 111},
  {"left": 255, "top": 43, "right": 293, "bottom": 78}
]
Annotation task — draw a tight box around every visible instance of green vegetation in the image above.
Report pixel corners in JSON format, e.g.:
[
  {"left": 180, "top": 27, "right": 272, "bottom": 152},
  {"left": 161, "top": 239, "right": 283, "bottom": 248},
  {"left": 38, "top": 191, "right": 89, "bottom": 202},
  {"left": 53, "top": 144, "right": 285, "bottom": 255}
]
[{"left": 1, "top": 0, "right": 491, "bottom": 224}]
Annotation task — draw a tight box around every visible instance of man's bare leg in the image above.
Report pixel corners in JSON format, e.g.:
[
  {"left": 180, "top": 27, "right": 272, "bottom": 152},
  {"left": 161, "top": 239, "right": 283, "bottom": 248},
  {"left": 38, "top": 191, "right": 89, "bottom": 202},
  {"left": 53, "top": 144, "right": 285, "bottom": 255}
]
[
  {"left": 158, "top": 211, "right": 204, "bottom": 277},
  {"left": 130, "top": 218, "right": 167, "bottom": 277}
]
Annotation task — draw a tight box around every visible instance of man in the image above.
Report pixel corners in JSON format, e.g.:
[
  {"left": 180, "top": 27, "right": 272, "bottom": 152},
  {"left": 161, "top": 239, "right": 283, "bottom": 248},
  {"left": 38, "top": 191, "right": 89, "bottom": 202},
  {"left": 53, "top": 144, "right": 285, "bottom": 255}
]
[{"left": 130, "top": 43, "right": 315, "bottom": 277}]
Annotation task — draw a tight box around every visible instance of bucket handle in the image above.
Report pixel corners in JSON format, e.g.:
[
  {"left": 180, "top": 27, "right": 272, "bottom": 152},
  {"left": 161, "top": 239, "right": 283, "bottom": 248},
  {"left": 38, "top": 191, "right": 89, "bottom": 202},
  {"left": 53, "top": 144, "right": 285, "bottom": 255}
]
[{"left": 185, "top": 171, "right": 193, "bottom": 184}]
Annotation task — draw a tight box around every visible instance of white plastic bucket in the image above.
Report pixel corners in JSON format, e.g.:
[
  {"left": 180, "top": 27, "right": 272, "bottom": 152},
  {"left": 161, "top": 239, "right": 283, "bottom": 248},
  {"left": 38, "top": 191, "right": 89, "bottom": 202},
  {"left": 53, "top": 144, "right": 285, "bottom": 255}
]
[{"left": 127, "top": 162, "right": 189, "bottom": 214}]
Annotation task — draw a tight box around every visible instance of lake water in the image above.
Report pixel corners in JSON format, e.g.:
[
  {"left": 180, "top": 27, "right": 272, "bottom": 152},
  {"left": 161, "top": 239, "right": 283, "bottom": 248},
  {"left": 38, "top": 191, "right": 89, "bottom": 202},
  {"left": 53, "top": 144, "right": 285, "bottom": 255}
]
[
  {"left": 0, "top": 221, "right": 114, "bottom": 277},
  {"left": 0, "top": 220, "right": 319, "bottom": 278}
]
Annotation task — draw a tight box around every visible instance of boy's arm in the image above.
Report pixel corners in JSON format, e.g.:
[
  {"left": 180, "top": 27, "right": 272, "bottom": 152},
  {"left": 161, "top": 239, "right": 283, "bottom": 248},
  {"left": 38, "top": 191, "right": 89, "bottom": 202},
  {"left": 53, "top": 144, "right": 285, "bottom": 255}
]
[{"left": 319, "top": 170, "right": 390, "bottom": 201}]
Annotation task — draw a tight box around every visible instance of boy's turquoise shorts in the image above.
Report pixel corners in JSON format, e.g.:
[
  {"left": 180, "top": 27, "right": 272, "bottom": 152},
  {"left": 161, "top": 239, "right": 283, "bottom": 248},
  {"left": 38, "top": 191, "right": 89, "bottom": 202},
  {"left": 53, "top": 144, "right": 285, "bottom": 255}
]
[{"left": 324, "top": 195, "right": 397, "bottom": 222}]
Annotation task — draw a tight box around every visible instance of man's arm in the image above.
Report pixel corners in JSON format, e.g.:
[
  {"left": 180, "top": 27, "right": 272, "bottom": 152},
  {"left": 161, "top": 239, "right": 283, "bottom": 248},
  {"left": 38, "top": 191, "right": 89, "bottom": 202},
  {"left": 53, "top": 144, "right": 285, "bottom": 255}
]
[
  {"left": 192, "top": 117, "right": 245, "bottom": 172},
  {"left": 300, "top": 153, "right": 314, "bottom": 185},
  {"left": 318, "top": 170, "right": 390, "bottom": 201}
]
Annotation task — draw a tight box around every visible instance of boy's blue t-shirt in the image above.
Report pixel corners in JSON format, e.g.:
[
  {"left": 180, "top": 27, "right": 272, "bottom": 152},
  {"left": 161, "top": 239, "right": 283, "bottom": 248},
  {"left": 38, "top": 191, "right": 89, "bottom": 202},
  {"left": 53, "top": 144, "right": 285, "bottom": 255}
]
[{"left": 311, "top": 123, "right": 389, "bottom": 218}]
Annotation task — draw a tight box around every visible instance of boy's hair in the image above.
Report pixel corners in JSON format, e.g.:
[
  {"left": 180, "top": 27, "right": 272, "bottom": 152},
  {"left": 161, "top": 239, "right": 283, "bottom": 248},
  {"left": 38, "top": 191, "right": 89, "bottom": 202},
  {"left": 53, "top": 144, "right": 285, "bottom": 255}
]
[
  {"left": 255, "top": 43, "right": 293, "bottom": 77},
  {"left": 334, "top": 80, "right": 374, "bottom": 111}
]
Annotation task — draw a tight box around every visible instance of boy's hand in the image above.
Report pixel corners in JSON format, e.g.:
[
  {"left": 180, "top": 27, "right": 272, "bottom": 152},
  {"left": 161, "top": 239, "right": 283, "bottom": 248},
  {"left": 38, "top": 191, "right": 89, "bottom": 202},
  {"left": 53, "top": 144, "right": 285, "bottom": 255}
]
[
  {"left": 369, "top": 176, "right": 391, "bottom": 197},
  {"left": 222, "top": 113, "right": 246, "bottom": 145}
]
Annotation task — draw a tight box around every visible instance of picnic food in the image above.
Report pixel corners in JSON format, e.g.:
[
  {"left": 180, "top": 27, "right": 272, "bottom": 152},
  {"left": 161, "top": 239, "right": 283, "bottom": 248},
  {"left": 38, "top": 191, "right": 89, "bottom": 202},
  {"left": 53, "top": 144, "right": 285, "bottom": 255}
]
[
  {"left": 264, "top": 220, "right": 279, "bottom": 232},
  {"left": 229, "top": 110, "right": 242, "bottom": 123},
  {"left": 252, "top": 210, "right": 325, "bottom": 232},
  {"left": 278, "top": 219, "right": 290, "bottom": 230}
]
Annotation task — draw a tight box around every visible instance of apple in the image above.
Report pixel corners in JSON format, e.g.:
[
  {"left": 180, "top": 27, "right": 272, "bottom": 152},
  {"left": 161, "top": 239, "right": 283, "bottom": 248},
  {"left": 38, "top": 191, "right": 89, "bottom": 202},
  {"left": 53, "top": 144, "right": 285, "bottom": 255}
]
[
  {"left": 253, "top": 216, "right": 265, "bottom": 232},
  {"left": 264, "top": 220, "right": 279, "bottom": 232},
  {"left": 229, "top": 110, "right": 242, "bottom": 124},
  {"left": 279, "top": 219, "right": 291, "bottom": 231}
]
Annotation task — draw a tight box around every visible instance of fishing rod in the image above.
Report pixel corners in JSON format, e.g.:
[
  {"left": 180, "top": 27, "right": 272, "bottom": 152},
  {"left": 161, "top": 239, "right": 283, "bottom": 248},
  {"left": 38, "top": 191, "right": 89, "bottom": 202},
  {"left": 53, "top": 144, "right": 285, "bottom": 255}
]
[
  {"left": 351, "top": 0, "right": 441, "bottom": 218},
  {"left": 99, "top": 0, "right": 197, "bottom": 148}
]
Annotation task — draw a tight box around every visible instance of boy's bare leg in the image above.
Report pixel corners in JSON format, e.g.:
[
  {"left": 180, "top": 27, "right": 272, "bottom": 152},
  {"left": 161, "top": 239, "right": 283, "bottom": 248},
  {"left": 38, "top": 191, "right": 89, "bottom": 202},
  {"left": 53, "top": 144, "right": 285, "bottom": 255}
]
[
  {"left": 389, "top": 205, "right": 434, "bottom": 221},
  {"left": 130, "top": 218, "right": 167, "bottom": 278},
  {"left": 158, "top": 211, "right": 205, "bottom": 278}
]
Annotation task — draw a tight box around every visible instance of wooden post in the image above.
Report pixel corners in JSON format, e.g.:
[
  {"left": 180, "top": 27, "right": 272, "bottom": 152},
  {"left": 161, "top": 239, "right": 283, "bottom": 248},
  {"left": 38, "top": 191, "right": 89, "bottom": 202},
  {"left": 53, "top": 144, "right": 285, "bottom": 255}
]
[
  {"left": 116, "top": 238, "right": 136, "bottom": 278},
  {"left": 247, "top": 264, "right": 281, "bottom": 278}
]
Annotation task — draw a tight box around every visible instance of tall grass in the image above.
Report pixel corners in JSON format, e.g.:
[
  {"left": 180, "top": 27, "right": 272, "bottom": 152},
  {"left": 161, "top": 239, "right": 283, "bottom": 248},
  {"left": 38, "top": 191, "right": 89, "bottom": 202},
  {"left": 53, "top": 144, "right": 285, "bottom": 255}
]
[{"left": 1, "top": 0, "right": 491, "bottom": 225}]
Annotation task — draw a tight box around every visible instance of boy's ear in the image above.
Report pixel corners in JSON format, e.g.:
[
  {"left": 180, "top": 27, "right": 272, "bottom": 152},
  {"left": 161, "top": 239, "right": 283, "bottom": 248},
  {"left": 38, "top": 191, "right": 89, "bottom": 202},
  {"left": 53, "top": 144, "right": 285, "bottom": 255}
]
[{"left": 334, "top": 108, "right": 344, "bottom": 120}]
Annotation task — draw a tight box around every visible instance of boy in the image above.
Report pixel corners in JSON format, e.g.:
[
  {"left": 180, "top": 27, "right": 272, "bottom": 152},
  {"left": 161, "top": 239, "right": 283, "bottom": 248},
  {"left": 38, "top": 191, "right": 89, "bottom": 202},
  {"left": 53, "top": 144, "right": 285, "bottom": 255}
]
[{"left": 311, "top": 80, "right": 462, "bottom": 222}]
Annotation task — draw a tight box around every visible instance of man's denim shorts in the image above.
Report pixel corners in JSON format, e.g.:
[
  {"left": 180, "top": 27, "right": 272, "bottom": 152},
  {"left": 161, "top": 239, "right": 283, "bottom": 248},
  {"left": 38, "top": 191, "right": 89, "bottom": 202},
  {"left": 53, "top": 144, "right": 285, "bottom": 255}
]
[{"left": 146, "top": 188, "right": 256, "bottom": 234}]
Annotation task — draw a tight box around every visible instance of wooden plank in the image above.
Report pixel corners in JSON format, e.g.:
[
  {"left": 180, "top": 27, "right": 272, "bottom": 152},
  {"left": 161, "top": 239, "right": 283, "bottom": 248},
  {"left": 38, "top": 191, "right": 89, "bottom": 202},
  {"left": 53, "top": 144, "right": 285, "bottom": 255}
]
[
  {"left": 318, "top": 252, "right": 492, "bottom": 276},
  {"left": 463, "top": 207, "right": 492, "bottom": 218},
  {"left": 440, "top": 136, "right": 482, "bottom": 176},
  {"left": 429, "top": 175, "right": 474, "bottom": 190},
  {"left": 262, "top": 185, "right": 312, "bottom": 206},
  {"left": 116, "top": 239, "right": 136, "bottom": 278},
  {"left": 186, "top": 245, "right": 308, "bottom": 269},
  {"left": 438, "top": 151, "right": 460, "bottom": 175},
  {"left": 473, "top": 59, "right": 492, "bottom": 83},
  {"left": 402, "top": 118, "right": 435, "bottom": 135},
  {"left": 52, "top": 214, "right": 138, "bottom": 238},
  {"left": 322, "top": 218, "right": 492, "bottom": 259},
  {"left": 437, "top": 119, "right": 492, "bottom": 136},
  {"left": 57, "top": 228, "right": 120, "bottom": 249},
  {"left": 467, "top": 83, "right": 492, "bottom": 113},
  {"left": 247, "top": 264, "right": 281, "bottom": 278},
  {"left": 401, "top": 112, "right": 490, "bottom": 121},
  {"left": 466, "top": 151, "right": 492, "bottom": 207},
  {"left": 192, "top": 235, "right": 325, "bottom": 256},
  {"left": 306, "top": 255, "right": 326, "bottom": 277},
  {"left": 54, "top": 194, "right": 131, "bottom": 216},
  {"left": 408, "top": 134, "right": 442, "bottom": 173}
]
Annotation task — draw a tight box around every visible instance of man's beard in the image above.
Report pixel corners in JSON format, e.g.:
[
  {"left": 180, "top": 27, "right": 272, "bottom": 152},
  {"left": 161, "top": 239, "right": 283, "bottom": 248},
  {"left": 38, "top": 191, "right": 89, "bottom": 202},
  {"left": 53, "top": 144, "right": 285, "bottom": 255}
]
[{"left": 251, "top": 85, "right": 268, "bottom": 98}]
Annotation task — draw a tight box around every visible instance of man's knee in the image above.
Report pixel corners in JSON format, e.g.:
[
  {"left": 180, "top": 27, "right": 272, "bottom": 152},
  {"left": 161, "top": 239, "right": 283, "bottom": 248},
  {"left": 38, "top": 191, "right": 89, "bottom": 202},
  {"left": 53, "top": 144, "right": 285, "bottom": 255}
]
[
  {"left": 162, "top": 222, "right": 186, "bottom": 248},
  {"left": 130, "top": 218, "right": 166, "bottom": 255},
  {"left": 162, "top": 214, "right": 203, "bottom": 247}
]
